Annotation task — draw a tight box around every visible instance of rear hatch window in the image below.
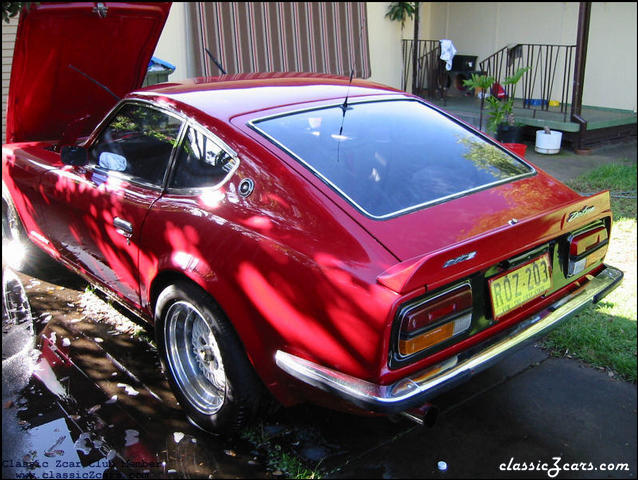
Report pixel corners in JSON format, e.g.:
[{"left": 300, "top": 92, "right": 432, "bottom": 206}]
[{"left": 251, "top": 99, "right": 534, "bottom": 219}]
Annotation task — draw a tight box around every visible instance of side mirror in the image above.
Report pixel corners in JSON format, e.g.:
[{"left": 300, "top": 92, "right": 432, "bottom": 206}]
[
  {"left": 60, "top": 146, "right": 88, "bottom": 166},
  {"left": 58, "top": 113, "right": 92, "bottom": 149}
]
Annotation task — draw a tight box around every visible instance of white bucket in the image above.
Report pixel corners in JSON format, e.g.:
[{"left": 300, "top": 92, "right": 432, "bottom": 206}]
[{"left": 535, "top": 129, "right": 562, "bottom": 154}]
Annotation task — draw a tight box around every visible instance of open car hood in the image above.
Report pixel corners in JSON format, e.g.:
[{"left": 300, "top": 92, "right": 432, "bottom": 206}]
[{"left": 6, "top": 2, "right": 171, "bottom": 143}]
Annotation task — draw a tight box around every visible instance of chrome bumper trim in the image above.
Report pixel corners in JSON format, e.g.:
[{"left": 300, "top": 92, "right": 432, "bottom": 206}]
[{"left": 275, "top": 265, "right": 623, "bottom": 413}]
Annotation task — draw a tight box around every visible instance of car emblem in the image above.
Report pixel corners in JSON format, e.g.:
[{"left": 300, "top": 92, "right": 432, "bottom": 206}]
[
  {"left": 443, "top": 251, "right": 477, "bottom": 268},
  {"left": 567, "top": 205, "right": 595, "bottom": 223}
]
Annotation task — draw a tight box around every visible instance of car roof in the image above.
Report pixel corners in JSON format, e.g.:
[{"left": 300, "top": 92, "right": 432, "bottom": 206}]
[{"left": 128, "top": 72, "right": 405, "bottom": 122}]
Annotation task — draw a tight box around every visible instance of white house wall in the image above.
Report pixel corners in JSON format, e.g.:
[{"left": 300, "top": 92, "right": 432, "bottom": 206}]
[
  {"left": 422, "top": 2, "right": 636, "bottom": 112},
  {"left": 153, "top": 2, "right": 189, "bottom": 82},
  {"left": 423, "top": 2, "right": 579, "bottom": 59},
  {"left": 585, "top": 2, "right": 636, "bottom": 112},
  {"left": 366, "top": 2, "right": 404, "bottom": 89}
]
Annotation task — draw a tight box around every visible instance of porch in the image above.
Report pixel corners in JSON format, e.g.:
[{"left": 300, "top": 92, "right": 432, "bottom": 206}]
[
  {"left": 427, "top": 95, "right": 637, "bottom": 150},
  {"left": 402, "top": 38, "right": 637, "bottom": 150}
]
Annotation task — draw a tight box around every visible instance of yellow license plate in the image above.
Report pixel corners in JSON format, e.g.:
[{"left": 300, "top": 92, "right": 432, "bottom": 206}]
[{"left": 489, "top": 253, "right": 552, "bottom": 319}]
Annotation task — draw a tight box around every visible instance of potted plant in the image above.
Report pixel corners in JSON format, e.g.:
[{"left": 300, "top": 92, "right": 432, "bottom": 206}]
[
  {"left": 485, "top": 67, "right": 530, "bottom": 142},
  {"left": 463, "top": 67, "right": 530, "bottom": 141}
]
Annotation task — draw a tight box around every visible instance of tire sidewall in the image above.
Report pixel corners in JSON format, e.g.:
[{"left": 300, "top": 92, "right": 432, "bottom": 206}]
[
  {"left": 155, "top": 281, "right": 260, "bottom": 435},
  {"left": 2, "top": 196, "right": 25, "bottom": 244}
]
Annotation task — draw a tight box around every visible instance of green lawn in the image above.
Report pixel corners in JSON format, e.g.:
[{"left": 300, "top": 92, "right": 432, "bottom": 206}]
[{"left": 543, "top": 163, "right": 637, "bottom": 382}]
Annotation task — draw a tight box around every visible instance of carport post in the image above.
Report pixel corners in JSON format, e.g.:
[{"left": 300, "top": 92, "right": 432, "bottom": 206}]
[{"left": 570, "top": 2, "right": 591, "bottom": 150}]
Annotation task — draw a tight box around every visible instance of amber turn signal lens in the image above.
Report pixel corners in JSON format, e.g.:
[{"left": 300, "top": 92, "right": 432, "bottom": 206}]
[
  {"left": 402, "top": 284, "right": 472, "bottom": 335},
  {"left": 398, "top": 283, "right": 473, "bottom": 356}
]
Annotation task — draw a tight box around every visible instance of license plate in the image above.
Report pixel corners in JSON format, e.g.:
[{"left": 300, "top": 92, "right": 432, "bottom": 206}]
[{"left": 489, "top": 253, "right": 552, "bottom": 319}]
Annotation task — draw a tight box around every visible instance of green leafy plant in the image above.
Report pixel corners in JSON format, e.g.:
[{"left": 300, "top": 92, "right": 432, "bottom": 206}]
[
  {"left": 384, "top": 2, "right": 416, "bottom": 29},
  {"left": 484, "top": 66, "right": 530, "bottom": 134},
  {"left": 463, "top": 67, "right": 530, "bottom": 134},
  {"left": 462, "top": 73, "right": 495, "bottom": 131}
]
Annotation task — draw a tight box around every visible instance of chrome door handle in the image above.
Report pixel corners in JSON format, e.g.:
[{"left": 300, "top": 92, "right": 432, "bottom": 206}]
[{"left": 113, "top": 217, "right": 133, "bottom": 244}]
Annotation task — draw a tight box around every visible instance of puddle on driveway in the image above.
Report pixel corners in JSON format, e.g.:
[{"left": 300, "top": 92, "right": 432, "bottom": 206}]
[
  {"left": 2, "top": 258, "right": 271, "bottom": 479},
  {"left": 2, "top": 254, "right": 417, "bottom": 479}
]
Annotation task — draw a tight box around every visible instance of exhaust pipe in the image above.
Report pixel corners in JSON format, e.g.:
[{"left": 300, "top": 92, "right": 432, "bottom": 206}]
[{"left": 399, "top": 403, "right": 439, "bottom": 428}]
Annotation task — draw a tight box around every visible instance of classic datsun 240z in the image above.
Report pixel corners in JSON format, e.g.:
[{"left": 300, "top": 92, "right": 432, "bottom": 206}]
[{"left": 2, "top": 3, "right": 623, "bottom": 434}]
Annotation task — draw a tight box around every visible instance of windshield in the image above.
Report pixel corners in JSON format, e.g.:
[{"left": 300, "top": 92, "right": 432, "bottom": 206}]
[{"left": 252, "top": 99, "right": 534, "bottom": 219}]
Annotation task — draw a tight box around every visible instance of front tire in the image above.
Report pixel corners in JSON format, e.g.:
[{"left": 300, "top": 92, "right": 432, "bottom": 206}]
[
  {"left": 2, "top": 195, "right": 30, "bottom": 271},
  {"left": 2, "top": 194, "right": 51, "bottom": 271},
  {"left": 155, "top": 281, "right": 263, "bottom": 435}
]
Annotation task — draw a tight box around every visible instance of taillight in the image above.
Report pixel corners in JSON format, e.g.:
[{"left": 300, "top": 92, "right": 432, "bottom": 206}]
[
  {"left": 567, "top": 224, "right": 609, "bottom": 276},
  {"left": 398, "top": 283, "right": 473, "bottom": 357}
]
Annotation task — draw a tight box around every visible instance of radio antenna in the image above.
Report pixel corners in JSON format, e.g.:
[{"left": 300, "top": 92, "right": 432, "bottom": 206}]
[
  {"left": 339, "top": 68, "right": 355, "bottom": 135},
  {"left": 204, "top": 48, "right": 227, "bottom": 75}
]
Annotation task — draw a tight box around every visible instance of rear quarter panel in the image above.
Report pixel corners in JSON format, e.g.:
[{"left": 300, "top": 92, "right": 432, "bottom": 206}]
[{"left": 138, "top": 120, "right": 400, "bottom": 404}]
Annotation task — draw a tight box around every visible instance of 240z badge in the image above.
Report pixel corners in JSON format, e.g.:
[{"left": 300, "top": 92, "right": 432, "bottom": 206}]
[
  {"left": 567, "top": 205, "right": 595, "bottom": 223},
  {"left": 443, "top": 251, "right": 477, "bottom": 268}
]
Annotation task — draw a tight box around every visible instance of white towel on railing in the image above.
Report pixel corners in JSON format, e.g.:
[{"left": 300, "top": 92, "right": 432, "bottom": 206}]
[{"left": 439, "top": 39, "right": 457, "bottom": 71}]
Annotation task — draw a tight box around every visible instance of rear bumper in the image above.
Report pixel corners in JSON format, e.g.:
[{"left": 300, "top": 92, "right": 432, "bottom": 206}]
[{"left": 275, "top": 264, "right": 623, "bottom": 414}]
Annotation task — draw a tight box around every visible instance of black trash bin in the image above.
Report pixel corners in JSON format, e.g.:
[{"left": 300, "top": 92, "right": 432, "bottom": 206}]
[{"left": 451, "top": 55, "right": 478, "bottom": 72}]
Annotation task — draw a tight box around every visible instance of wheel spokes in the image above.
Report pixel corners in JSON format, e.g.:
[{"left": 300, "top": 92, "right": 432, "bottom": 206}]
[{"left": 164, "top": 301, "right": 226, "bottom": 415}]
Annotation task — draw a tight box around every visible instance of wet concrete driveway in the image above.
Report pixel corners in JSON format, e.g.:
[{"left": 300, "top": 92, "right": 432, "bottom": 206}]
[{"left": 2, "top": 253, "right": 636, "bottom": 479}]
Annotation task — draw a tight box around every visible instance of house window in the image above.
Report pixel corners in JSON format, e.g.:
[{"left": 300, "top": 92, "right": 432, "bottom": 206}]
[{"left": 187, "top": 2, "right": 371, "bottom": 78}]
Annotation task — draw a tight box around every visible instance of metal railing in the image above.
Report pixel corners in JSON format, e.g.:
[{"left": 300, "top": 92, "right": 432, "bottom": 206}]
[
  {"left": 479, "top": 44, "right": 576, "bottom": 121},
  {"left": 401, "top": 40, "right": 446, "bottom": 100}
]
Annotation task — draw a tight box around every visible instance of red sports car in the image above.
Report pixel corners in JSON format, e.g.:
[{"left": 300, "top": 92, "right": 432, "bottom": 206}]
[{"left": 2, "top": 3, "right": 622, "bottom": 434}]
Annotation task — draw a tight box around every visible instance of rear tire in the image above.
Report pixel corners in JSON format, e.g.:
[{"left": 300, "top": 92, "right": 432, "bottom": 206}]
[{"left": 155, "top": 281, "right": 263, "bottom": 435}]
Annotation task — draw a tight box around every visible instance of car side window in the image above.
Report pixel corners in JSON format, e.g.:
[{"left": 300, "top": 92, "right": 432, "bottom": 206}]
[
  {"left": 169, "top": 127, "right": 236, "bottom": 189},
  {"left": 89, "top": 103, "right": 183, "bottom": 186}
]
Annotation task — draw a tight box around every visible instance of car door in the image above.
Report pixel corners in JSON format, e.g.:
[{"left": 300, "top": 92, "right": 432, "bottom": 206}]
[
  {"left": 136, "top": 124, "right": 241, "bottom": 306},
  {"left": 40, "top": 102, "right": 184, "bottom": 309}
]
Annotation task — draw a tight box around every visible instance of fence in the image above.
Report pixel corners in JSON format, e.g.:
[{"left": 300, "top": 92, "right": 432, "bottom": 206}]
[
  {"left": 479, "top": 44, "right": 576, "bottom": 121},
  {"left": 401, "top": 40, "right": 445, "bottom": 100}
]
